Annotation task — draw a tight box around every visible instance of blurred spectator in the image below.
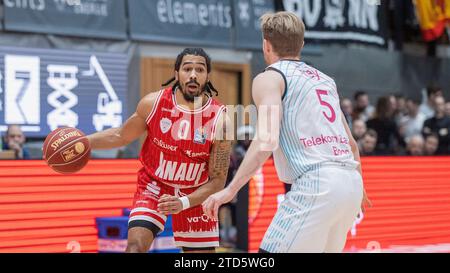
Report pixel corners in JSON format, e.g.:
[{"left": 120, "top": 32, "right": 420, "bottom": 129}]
[
  {"left": 340, "top": 97, "right": 353, "bottom": 129},
  {"left": 394, "top": 94, "right": 408, "bottom": 126},
  {"left": 419, "top": 86, "right": 443, "bottom": 119},
  {"left": 389, "top": 95, "right": 398, "bottom": 117},
  {"left": 353, "top": 91, "right": 375, "bottom": 122},
  {"left": 367, "top": 96, "right": 403, "bottom": 155},
  {"left": 221, "top": 125, "right": 255, "bottom": 248},
  {"left": 358, "top": 129, "right": 378, "bottom": 156},
  {"left": 422, "top": 96, "right": 450, "bottom": 155},
  {"left": 351, "top": 119, "right": 367, "bottom": 141},
  {"left": 424, "top": 133, "right": 439, "bottom": 156},
  {"left": 2, "top": 125, "right": 31, "bottom": 159},
  {"left": 402, "top": 98, "right": 426, "bottom": 141},
  {"left": 445, "top": 101, "right": 450, "bottom": 117},
  {"left": 405, "top": 135, "right": 425, "bottom": 156}
]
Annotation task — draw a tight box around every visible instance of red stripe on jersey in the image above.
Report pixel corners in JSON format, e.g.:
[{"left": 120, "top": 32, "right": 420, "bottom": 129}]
[
  {"left": 146, "top": 90, "right": 164, "bottom": 124},
  {"left": 173, "top": 236, "right": 219, "bottom": 242}
]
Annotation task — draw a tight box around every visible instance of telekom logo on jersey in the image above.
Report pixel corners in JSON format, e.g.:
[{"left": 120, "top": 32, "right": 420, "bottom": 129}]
[{"left": 154, "top": 151, "right": 206, "bottom": 183}]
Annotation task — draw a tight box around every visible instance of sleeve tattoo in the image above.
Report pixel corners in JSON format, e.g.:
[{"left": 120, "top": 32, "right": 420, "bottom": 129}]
[{"left": 210, "top": 120, "right": 232, "bottom": 180}]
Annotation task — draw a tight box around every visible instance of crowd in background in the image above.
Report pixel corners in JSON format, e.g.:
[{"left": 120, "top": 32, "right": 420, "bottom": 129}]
[
  {"left": 341, "top": 86, "right": 450, "bottom": 156},
  {"left": 2, "top": 85, "right": 450, "bottom": 160}
]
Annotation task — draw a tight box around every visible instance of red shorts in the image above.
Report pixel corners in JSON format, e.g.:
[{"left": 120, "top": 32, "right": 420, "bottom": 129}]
[{"left": 128, "top": 175, "right": 219, "bottom": 249}]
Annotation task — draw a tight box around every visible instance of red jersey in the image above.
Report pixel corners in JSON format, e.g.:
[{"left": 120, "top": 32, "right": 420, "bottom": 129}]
[{"left": 139, "top": 87, "right": 225, "bottom": 189}]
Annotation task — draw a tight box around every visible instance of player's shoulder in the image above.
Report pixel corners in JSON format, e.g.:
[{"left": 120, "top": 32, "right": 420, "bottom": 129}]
[
  {"left": 141, "top": 88, "right": 169, "bottom": 105},
  {"left": 137, "top": 88, "right": 168, "bottom": 119},
  {"left": 255, "top": 69, "right": 285, "bottom": 84},
  {"left": 211, "top": 105, "right": 232, "bottom": 142},
  {"left": 210, "top": 96, "right": 224, "bottom": 107},
  {"left": 209, "top": 98, "right": 228, "bottom": 122}
]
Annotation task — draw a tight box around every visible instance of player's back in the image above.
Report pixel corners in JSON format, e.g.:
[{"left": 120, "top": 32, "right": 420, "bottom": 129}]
[{"left": 267, "top": 60, "right": 358, "bottom": 182}]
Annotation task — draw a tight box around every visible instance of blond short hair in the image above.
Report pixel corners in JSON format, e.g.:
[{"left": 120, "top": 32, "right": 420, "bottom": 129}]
[{"left": 260, "top": 11, "right": 305, "bottom": 57}]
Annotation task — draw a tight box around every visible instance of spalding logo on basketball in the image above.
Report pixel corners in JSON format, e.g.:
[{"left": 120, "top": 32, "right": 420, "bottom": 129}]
[{"left": 43, "top": 127, "right": 91, "bottom": 174}]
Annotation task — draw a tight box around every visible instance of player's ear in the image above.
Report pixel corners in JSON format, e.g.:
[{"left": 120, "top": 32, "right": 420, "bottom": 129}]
[
  {"left": 263, "top": 39, "right": 273, "bottom": 54},
  {"left": 175, "top": 71, "right": 179, "bottom": 81}
]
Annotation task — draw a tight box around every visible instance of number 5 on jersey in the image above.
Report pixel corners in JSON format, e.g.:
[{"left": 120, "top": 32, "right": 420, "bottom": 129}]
[{"left": 316, "top": 89, "right": 336, "bottom": 123}]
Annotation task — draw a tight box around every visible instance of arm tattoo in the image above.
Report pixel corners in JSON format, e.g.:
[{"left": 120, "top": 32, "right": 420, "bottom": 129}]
[
  {"left": 212, "top": 140, "right": 232, "bottom": 173},
  {"left": 210, "top": 117, "right": 232, "bottom": 179}
]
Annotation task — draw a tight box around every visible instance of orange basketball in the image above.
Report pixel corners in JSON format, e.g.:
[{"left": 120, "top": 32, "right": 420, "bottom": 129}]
[{"left": 43, "top": 127, "right": 91, "bottom": 174}]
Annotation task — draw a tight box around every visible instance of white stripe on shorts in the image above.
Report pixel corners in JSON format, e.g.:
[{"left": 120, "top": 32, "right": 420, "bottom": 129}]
[
  {"left": 174, "top": 241, "right": 219, "bottom": 248},
  {"left": 130, "top": 208, "right": 167, "bottom": 221},
  {"left": 173, "top": 231, "right": 218, "bottom": 238}
]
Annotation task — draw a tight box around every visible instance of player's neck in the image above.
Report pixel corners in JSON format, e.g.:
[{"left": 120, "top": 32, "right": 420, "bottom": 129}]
[
  {"left": 269, "top": 55, "right": 301, "bottom": 65},
  {"left": 279, "top": 55, "right": 301, "bottom": 61},
  {"left": 174, "top": 88, "right": 209, "bottom": 111}
]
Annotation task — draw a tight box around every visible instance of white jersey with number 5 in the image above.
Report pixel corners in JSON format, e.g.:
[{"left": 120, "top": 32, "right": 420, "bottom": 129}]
[{"left": 268, "top": 60, "right": 358, "bottom": 183}]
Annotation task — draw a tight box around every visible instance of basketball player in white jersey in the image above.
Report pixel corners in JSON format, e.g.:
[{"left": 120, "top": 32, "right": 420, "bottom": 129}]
[{"left": 202, "top": 11, "right": 371, "bottom": 253}]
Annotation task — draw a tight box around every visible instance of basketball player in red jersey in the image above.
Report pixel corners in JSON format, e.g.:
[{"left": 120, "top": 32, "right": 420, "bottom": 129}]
[{"left": 87, "top": 48, "right": 231, "bottom": 253}]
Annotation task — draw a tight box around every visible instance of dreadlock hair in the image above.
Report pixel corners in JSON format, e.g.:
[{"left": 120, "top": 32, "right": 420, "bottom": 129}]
[{"left": 161, "top": 48, "right": 219, "bottom": 97}]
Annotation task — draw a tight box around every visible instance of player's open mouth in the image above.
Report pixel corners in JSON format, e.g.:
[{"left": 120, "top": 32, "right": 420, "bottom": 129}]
[{"left": 187, "top": 84, "right": 199, "bottom": 92}]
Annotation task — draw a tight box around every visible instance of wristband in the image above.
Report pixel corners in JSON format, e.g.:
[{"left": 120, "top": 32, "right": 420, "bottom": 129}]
[{"left": 179, "top": 196, "right": 190, "bottom": 210}]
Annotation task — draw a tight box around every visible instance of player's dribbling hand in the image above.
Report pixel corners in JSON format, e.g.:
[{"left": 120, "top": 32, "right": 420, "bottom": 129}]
[
  {"left": 157, "top": 194, "right": 182, "bottom": 215},
  {"left": 202, "top": 187, "right": 235, "bottom": 220}
]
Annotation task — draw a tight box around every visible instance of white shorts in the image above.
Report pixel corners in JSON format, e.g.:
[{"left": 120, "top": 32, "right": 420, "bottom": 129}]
[{"left": 260, "top": 164, "right": 363, "bottom": 253}]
